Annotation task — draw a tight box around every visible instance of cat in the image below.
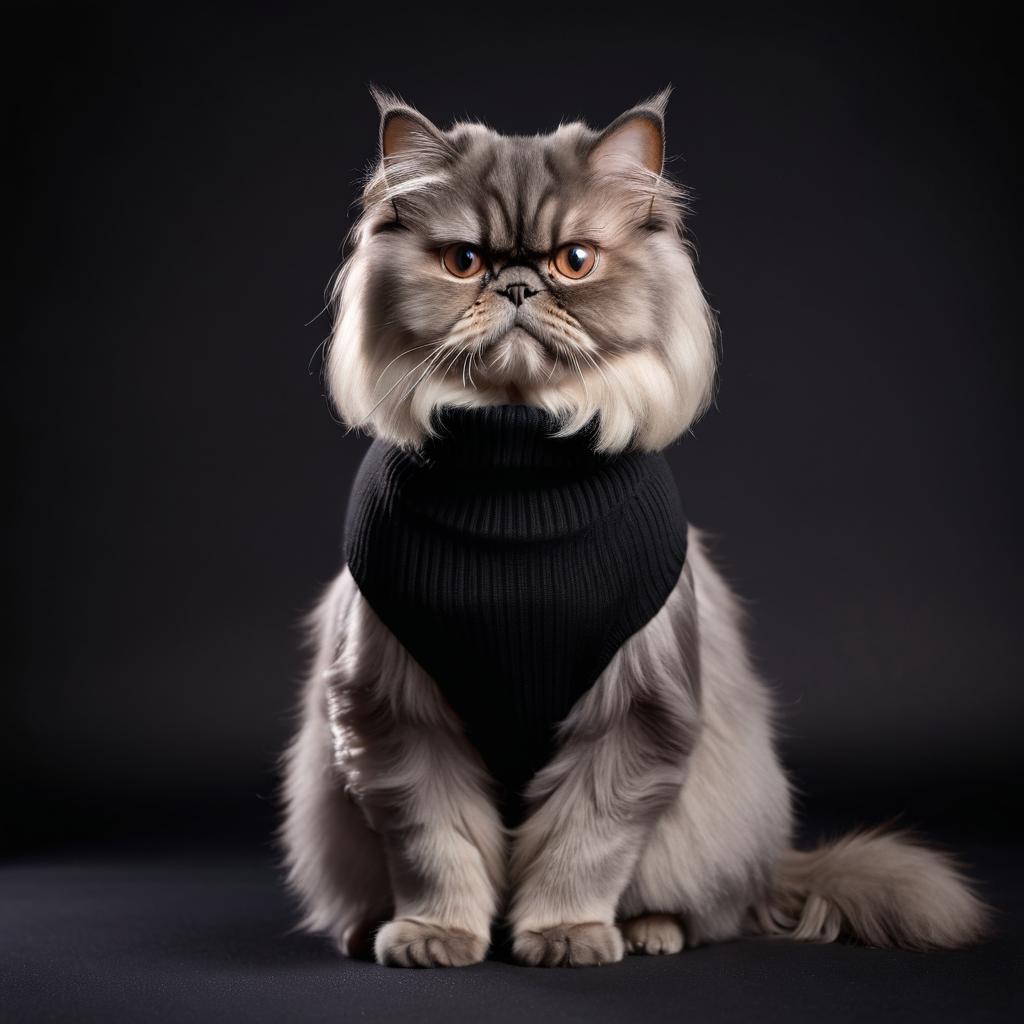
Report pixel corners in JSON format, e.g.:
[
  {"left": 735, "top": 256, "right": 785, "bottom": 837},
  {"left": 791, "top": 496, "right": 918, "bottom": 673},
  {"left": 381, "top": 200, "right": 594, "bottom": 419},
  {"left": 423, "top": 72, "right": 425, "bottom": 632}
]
[{"left": 281, "top": 88, "right": 987, "bottom": 967}]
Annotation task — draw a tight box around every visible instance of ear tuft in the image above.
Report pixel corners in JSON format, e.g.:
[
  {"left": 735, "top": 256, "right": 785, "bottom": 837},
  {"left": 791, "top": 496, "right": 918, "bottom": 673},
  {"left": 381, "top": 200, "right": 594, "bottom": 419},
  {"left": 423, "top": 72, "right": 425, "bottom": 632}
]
[
  {"left": 642, "top": 85, "right": 673, "bottom": 120},
  {"left": 368, "top": 85, "right": 451, "bottom": 164},
  {"left": 368, "top": 83, "right": 402, "bottom": 117},
  {"left": 590, "top": 89, "right": 671, "bottom": 176}
]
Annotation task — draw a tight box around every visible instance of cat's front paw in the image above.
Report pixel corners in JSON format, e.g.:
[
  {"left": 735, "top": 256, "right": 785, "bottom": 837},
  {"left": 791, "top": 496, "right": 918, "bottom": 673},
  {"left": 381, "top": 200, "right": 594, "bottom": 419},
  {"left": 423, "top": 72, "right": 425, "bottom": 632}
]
[
  {"left": 374, "top": 918, "right": 488, "bottom": 968},
  {"left": 621, "top": 913, "right": 685, "bottom": 955},
  {"left": 512, "top": 922, "right": 624, "bottom": 967}
]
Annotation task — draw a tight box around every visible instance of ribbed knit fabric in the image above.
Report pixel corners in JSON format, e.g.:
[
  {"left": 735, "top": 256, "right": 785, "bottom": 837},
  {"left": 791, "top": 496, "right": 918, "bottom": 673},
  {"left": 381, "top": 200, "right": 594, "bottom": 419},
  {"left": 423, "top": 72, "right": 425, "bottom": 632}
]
[{"left": 344, "top": 405, "right": 687, "bottom": 820}]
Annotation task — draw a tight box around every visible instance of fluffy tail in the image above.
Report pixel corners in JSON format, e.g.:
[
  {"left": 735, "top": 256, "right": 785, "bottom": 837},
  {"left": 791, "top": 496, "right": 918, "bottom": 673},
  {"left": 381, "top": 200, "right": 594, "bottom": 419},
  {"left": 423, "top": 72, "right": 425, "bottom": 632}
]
[{"left": 757, "top": 828, "right": 990, "bottom": 950}]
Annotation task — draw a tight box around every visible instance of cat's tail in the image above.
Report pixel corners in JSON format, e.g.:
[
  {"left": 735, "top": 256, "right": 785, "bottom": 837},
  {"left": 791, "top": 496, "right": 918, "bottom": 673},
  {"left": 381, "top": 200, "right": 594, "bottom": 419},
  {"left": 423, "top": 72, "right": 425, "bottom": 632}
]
[{"left": 755, "top": 827, "right": 990, "bottom": 950}]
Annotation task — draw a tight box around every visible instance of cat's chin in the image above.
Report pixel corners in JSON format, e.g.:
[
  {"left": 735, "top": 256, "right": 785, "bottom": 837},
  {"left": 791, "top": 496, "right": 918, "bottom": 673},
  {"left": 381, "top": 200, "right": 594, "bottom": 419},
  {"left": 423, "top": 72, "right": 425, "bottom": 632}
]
[{"left": 477, "top": 327, "right": 556, "bottom": 388}]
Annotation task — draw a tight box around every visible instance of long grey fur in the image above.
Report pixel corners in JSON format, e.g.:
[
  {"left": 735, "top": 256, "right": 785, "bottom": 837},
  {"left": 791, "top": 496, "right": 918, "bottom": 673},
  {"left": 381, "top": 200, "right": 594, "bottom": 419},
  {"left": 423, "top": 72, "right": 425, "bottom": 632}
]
[{"left": 280, "top": 91, "right": 988, "bottom": 967}]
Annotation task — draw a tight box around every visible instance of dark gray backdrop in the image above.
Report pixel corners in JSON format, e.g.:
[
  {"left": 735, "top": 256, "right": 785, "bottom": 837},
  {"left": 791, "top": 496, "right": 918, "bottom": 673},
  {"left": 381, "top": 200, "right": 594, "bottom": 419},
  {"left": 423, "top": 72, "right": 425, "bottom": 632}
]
[{"left": 9, "top": 2, "right": 1020, "bottom": 852}]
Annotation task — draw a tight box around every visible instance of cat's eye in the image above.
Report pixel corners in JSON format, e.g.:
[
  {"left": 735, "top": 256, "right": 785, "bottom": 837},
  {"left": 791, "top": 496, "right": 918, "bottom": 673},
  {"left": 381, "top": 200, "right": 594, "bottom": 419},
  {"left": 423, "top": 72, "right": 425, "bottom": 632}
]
[
  {"left": 551, "top": 242, "right": 598, "bottom": 280},
  {"left": 441, "top": 243, "right": 485, "bottom": 279}
]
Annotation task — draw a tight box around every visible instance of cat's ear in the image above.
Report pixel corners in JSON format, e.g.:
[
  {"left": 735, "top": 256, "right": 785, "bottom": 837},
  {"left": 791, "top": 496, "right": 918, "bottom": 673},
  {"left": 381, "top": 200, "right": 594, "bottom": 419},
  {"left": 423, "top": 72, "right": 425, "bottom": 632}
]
[
  {"left": 370, "top": 86, "right": 453, "bottom": 166},
  {"left": 589, "top": 87, "right": 671, "bottom": 176}
]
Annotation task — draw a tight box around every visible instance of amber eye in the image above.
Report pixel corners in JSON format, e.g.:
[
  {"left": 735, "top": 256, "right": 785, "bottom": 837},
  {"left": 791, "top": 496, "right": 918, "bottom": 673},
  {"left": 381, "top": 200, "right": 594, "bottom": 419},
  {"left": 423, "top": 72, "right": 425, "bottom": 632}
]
[
  {"left": 441, "top": 243, "right": 485, "bottom": 278},
  {"left": 551, "top": 242, "right": 598, "bottom": 280}
]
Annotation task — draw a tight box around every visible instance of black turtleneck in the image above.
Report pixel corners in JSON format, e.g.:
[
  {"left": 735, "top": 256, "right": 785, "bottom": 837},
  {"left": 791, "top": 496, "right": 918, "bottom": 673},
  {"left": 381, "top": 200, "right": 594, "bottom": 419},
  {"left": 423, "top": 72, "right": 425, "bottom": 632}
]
[{"left": 344, "top": 405, "right": 687, "bottom": 821}]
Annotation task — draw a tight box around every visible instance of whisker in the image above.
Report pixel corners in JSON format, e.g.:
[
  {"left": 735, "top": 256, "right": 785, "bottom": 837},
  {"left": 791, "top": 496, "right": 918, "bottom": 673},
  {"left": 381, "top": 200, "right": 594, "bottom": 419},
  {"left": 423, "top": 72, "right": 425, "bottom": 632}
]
[
  {"left": 373, "top": 341, "right": 438, "bottom": 389},
  {"left": 306, "top": 336, "right": 328, "bottom": 376},
  {"left": 431, "top": 346, "right": 466, "bottom": 397},
  {"left": 570, "top": 350, "right": 590, "bottom": 407},
  {"left": 397, "top": 345, "right": 453, "bottom": 405},
  {"left": 362, "top": 346, "right": 445, "bottom": 423},
  {"left": 441, "top": 345, "right": 467, "bottom": 382},
  {"left": 577, "top": 347, "right": 614, "bottom": 395},
  {"left": 399, "top": 344, "right": 465, "bottom": 416},
  {"left": 545, "top": 352, "right": 561, "bottom": 382},
  {"left": 588, "top": 347, "right": 630, "bottom": 394},
  {"left": 303, "top": 299, "right": 332, "bottom": 329}
]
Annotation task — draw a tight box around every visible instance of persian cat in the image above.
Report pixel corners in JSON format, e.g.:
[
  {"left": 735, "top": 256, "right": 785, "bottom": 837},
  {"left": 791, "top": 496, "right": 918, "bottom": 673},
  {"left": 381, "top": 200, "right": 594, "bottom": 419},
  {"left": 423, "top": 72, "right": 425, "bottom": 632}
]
[{"left": 281, "top": 89, "right": 987, "bottom": 967}]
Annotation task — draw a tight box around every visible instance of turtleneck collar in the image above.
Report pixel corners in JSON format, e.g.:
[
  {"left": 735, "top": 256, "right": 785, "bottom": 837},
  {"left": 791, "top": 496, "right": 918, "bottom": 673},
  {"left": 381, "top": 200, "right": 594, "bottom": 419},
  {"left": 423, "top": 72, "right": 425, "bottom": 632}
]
[{"left": 420, "top": 404, "right": 606, "bottom": 472}]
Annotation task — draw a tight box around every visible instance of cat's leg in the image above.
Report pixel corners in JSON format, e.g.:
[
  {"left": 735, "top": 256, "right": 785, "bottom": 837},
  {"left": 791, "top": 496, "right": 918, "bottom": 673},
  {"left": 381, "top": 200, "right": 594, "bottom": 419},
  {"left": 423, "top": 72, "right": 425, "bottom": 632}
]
[
  {"left": 508, "top": 569, "right": 701, "bottom": 967},
  {"left": 329, "top": 574, "right": 506, "bottom": 968},
  {"left": 627, "top": 533, "right": 985, "bottom": 953},
  {"left": 618, "top": 531, "right": 792, "bottom": 950},
  {"left": 282, "top": 571, "right": 392, "bottom": 957}
]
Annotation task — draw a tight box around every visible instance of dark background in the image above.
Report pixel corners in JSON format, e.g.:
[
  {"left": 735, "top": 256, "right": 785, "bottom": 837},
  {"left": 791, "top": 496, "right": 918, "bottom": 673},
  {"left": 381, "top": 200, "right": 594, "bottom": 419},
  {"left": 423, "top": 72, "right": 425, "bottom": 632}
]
[
  {"left": 6, "top": 4, "right": 1021, "bottom": 1021},
  {"left": 8, "top": 1, "right": 1020, "bottom": 862},
  {"left": 10, "top": 2, "right": 1020, "bottom": 855}
]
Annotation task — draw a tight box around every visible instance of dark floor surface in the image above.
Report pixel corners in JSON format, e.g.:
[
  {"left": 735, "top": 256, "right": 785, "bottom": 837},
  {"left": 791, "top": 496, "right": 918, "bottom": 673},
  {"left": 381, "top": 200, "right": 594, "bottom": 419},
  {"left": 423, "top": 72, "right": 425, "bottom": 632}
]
[{"left": 2, "top": 834, "right": 1021, "bottom": 1023}]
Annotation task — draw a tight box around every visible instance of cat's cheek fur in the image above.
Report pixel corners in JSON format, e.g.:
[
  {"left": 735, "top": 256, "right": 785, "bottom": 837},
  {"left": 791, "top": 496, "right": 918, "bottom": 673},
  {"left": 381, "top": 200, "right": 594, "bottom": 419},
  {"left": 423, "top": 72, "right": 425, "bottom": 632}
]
[{"left": 363, "top": 238, "right": 466, "bottom": 343}]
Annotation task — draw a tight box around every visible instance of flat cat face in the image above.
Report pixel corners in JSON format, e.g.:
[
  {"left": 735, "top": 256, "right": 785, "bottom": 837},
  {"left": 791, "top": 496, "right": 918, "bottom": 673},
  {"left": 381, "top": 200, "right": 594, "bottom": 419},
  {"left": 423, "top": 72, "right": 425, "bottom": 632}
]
[{"left": 326, "top": 89, "right": 717, "bottom": 452}]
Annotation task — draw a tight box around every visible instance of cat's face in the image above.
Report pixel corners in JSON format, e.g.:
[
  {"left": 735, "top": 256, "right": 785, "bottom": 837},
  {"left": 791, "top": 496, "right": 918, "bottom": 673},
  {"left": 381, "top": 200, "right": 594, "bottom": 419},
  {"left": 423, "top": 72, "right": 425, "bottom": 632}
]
[{"left": 327, "top": 90, "right": 716, "bottom": 452}]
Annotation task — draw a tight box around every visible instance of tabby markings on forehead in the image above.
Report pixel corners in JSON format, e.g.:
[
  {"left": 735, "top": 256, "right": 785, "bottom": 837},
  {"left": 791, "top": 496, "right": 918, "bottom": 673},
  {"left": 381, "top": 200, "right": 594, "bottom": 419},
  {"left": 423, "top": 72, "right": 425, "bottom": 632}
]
[{"left": 432, "top": 139, "right": 573, "bottom": 257}]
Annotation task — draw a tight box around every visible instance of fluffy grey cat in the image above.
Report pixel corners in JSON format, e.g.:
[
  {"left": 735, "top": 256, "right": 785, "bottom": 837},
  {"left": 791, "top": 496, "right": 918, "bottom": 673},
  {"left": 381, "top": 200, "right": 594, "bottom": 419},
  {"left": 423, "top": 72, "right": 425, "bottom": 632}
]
[{"left": 281, "top": 89, "right": 987, "bottom": 967}]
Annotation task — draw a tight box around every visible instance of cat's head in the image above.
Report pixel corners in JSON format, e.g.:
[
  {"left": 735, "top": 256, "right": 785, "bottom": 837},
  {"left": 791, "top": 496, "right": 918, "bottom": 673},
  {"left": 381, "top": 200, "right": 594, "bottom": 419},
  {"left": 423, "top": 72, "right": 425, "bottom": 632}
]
[{"left": 326, "top": 88, "right": 717, "bottom": 452}]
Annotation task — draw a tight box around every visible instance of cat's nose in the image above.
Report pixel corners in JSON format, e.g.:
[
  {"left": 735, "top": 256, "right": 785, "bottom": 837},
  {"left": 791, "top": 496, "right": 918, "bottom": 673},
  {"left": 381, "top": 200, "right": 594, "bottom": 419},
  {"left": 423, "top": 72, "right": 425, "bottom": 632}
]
[{"left": 499, "top": 283, "right": 537, "bottom": 308}]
